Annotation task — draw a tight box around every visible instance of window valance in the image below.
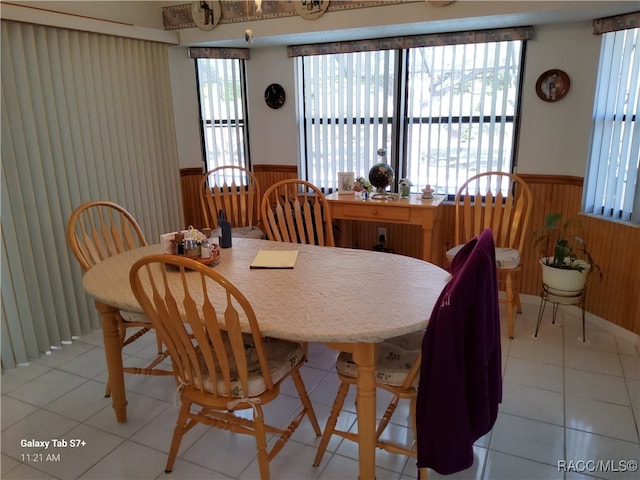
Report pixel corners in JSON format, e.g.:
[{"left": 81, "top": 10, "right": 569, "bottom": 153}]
[
  {"left": 188, "top": 47, "right": 250, "bottom": 60},
  {"left": 287, "top": 26, "right": 534, "bottom": 57},
  {"left": 593, "top": 11, "right": 639, "bottom": 34}
]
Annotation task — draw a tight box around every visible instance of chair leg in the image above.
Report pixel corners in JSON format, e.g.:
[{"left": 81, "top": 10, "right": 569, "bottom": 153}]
[
  {"left": 505, "top": 272, "right": 515, "bottom": 339},
  {"left": 253, "top": 405, "right": 271, "bottom": 480},
  {"left": 376, "top": 396, "right": 399, "bottom": 439},
  {"left": 165, "top": 400, "right": 191, "bottom": 473},
  {"left": 409, "top": 395, "right": 418, "bottom": 446},
  {"left": 313, "top": 381, "right": 350, "bottom": 467},
  {"left": 291, "top": 370, "right": 322, "bottom": 436},
  {"left": 418, "top": 467, "right": 429, "bottom": 479},
  {"left": 155, "top": 333, "right": 163, "bottom": 355}
]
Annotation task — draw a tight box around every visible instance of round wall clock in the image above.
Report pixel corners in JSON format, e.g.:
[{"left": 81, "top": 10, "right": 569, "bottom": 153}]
[
  {"left": 191, "top": 1, "right": 221, "bottom": 31},
  {"left": 294, "top": 0, "right": 330, "bottom": 20},
  {"left": 535, "top": 69, "right": 570, "bottom": 103},
  {"left": 265, "top": 83, "right": 285, "bottom": 109}
]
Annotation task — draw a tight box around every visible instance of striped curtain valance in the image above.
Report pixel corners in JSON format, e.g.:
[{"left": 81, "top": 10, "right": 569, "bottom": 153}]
[
  {"left": 287, "top": 26, "right": 534, "bottom": 57},
  {"left": 593, "top": 11, "right": 640, "bottom": 34},
  {"left": 188, "top": 47, "right": 250, "bottom": 59}
]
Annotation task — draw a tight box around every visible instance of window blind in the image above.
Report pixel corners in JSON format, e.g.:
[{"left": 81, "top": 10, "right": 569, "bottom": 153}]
[
  {"left": 196, "top": 58, "right": 249, "bottom": 174},
  {"left": 297, "top": 39, "right": 524, "bottom": 195},
  {"left": 1, "top": 20, "right": 182, "bottom": 369},
  {"left": 584, "top": 27, "right": 640, "bottom": 223}
]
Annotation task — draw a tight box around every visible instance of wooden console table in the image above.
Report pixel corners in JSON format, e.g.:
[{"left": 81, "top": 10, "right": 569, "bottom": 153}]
[{"left": 326, "top": 192, "right": 445, "bottom": 263}]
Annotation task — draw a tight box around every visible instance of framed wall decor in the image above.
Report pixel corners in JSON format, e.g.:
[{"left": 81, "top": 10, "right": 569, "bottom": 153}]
[
  {"left": 191, "top": 1, "right": 221, "bottom": 31},
  {"left": 294, "top": 0, "right": 330, "bottom": 20},
  {"left": 535, "top": 69, "right": 570, "bottom": 102}
]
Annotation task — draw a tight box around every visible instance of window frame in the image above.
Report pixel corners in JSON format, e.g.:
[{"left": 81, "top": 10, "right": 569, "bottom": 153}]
[
  {"left": 583, "top": 26, "right": 639, "bottom": 225},
  {"left": 294, "top": 33, "right": 527, "bottom": 197},
  {"left": 194, "top": 56, "right": 252, "bottom": 173}
]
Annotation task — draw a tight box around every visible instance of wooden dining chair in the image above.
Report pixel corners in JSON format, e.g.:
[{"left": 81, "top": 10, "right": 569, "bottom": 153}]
[
  {"left": 67, "top": 200, "right": 171, "bottom": 396},
  {"left": 445, "top": 172, "right": 533, "bottom": 338},
  {"left": 260, "top": 179, "right": 335, "bottom": 246},
  {"left": 129, "top": 254, "right": 322, "bottom": 480},
  {"left": 313, "top": 331, "right": 423, "bottom": 468},
  {"left": 200, "top": 166, "right": 264, "bottom": 239}
]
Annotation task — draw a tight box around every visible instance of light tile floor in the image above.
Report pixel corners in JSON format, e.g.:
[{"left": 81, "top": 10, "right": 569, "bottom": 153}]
[{"left": 2, "top": 300, "right": 639, "bottom": 480}]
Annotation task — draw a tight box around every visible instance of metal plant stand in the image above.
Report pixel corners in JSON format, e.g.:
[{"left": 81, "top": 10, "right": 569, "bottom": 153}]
[{"left": 535, "top": 284, "right": 587, "bottom": 342}]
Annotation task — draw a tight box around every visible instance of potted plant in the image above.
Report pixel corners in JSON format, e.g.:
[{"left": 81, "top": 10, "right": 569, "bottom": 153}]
[{"left": 533, "top": 212, "right": 602, "bottom": 294}]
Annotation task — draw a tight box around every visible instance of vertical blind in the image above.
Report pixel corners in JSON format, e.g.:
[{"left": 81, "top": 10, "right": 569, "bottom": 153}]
[
  {"left": 297, "top": 41, "right": 523, "bottom": 194},
  {"left": 299, "top": 50, "right": 396, "bottom": 189},
  {"left": 584, "top": 26, "right": 640, "bottom": 224},
  {"left": 195, "top": 58, "right": 249, "bottom": 175},
  {"left": 404, "top": 41, "right": 522, "bottom": 194},
  {"left": 1, "top": 20, "right": 182, "bottom": 369}
]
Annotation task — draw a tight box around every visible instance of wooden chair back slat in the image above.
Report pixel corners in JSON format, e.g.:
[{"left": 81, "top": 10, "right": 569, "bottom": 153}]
[
  {"left": 453, "top": 172, "right": 533, "bottom": 252},
  {"left": 261, "top": 179, "right": 335, "bottom": 247},
  {"left": 68, "top": 200, "right": 147, "bottom": 272},
  {"left": 200, "top": 166, "right": 261, "bottom": 230}
]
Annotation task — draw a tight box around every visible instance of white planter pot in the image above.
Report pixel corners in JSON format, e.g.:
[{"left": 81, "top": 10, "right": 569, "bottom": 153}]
[{"left": 540, "top": 257, "right": 590, "bottom": 295}]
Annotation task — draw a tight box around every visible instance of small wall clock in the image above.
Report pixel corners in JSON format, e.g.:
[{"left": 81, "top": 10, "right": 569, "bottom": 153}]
[
  {"left": 265, "top": 83, "right": 286, "bottom": 109},
  {"left": 191, "top": 1, "right": 221, "bottom": 31}
]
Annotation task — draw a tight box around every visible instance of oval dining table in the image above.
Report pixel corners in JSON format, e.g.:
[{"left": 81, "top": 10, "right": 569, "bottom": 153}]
[{"left": 83, "top": 237, "right": 450, "bottom": 479}]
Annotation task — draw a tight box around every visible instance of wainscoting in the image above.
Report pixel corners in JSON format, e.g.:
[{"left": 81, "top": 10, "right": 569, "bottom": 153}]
[{"left": 180, "top": 166, "right": 639, "bottom": 335}]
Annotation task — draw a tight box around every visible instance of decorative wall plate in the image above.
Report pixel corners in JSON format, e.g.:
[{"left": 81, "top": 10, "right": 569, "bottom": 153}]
[
  {"left": 294, "top": 0, "right": 330, "bottom": 20},
  {"left": 265, "top": 83, "right": 286, "bottom": 109},
  {"left": 191, "top": 1, "right": 221, "bottom": 31},
  {"left": 535, "top": 69, "right": 570, "bottom": 103}
]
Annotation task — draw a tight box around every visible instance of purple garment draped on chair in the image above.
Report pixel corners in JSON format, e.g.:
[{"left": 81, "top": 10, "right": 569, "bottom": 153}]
[{"left": 416, "top": 228, "right": 502, "bottom": 475}]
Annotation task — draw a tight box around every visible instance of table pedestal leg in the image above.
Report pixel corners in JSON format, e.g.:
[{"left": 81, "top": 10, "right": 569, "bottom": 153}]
[
  {"left": 95, "top": 301, "right": 127, "bottom": 422},
  {"left": 352, "top": 343, "right": 376, "bottom": 479}
]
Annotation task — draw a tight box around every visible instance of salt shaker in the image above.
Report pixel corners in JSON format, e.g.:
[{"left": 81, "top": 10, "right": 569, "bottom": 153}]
[{"left": 200, "top": 237, "right": 211, "bottom": 259}]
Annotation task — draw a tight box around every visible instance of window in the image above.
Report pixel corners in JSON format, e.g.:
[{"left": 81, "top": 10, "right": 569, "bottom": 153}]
[
  {"left": 294, "top": 29, "right": 528, "bottom": 195},
  {"left": 195, "top": 57, "right": 250, "bottom": 173},
  {"left": 583, "top": 26, "right": 639, "bottom": 224}
]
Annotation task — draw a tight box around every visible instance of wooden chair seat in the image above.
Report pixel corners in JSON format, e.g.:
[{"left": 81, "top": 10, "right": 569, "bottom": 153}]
[
  {"left": 447, "top": 245, "right": 521, "bottom": 269},
  {"left": 335, "top": 332, "right": 422, "bottom": 387},
  {"left": 191, "top": 334, "right": 305, "bottom": 397}
]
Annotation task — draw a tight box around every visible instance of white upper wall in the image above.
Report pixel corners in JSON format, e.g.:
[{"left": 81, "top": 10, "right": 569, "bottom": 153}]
[{"left": 5, "top": 1, "right": 636, "bottom": 176}]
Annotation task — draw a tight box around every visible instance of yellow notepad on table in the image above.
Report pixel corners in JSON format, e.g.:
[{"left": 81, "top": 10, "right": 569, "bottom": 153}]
[{"left": 250, "top": 250, "right": 299, "bottom": 269}]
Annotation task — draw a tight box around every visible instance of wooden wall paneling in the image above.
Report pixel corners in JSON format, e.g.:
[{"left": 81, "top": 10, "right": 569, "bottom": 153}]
[
  {"left": 181, "top": 164, "right": 299, "bottom": 232},
  {"left": 178, "top": 167, "right": 639, "bottom": 334},
  {"left": 439, "top": 174, "right": 639, "bottom": 335},
  {"left": 517, "top": 174, "right": 639, "bottom": 335},
  {"left": 180, "top": 167, "right": 205, "bottom": 229},
  {"left": 253, "top": 164, "right": 299, "bottom": 194}
]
